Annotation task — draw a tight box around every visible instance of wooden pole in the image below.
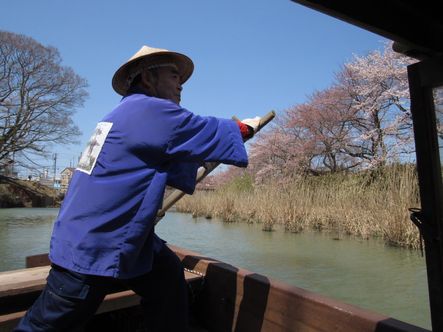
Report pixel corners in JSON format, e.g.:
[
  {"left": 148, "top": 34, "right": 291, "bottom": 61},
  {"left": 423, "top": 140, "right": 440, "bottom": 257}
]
[{"left": 408, "top": 58, "right": 443, "bottom": 331}]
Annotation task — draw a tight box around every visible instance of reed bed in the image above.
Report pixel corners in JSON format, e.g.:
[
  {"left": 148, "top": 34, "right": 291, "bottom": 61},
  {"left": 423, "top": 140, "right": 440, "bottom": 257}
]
[{"left": 176, "top": 165, "right": 421, "bottom": 249}]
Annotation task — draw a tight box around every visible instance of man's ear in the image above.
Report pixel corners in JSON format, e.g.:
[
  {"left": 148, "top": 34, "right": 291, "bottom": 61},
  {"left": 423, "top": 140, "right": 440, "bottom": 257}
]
[{"left": 140, "top": 71, "right": 157, "bottom": 95}]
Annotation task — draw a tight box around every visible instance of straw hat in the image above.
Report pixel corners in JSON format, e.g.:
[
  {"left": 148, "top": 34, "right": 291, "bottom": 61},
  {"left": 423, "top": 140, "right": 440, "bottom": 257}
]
[{"left": 112, "top": 45, "right": 194, "bottom": 96}]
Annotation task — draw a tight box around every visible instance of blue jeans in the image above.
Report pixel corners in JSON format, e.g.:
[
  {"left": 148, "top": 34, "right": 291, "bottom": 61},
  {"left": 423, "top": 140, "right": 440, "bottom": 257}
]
[{"left": 14, "top": 244, "right": 189, "bottom": 332}]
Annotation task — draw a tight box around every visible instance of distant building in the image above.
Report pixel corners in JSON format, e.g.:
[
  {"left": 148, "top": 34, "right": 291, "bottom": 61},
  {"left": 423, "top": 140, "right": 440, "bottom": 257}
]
[
  {"left": 60, "top": 167, "right": 76, "bottom": 192},
  {"left": 38, "top": 169, "right": 53, "bottom": 188},
  {"left": 53, "top": 179, "right": 61, "bottom": 190}
]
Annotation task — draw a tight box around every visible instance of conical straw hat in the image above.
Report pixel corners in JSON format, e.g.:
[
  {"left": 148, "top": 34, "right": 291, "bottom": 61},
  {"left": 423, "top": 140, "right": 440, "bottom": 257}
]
[{"left": 112, "top": 45, "right": 194, "bottom": 96}]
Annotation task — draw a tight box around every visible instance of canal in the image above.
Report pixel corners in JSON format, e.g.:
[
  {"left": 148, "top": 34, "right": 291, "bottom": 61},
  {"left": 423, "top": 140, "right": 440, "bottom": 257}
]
[{"left": 0, "top": 208, "right": 431, "bottom": 329}]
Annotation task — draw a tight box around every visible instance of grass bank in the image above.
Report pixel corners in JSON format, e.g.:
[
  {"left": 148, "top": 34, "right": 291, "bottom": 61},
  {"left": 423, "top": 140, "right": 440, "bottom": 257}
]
[{"left": 176, "top": 164, "right": 421, "bottom": 249}]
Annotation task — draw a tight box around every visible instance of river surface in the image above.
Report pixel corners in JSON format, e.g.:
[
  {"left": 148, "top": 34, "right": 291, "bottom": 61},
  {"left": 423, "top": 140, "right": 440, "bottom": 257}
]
[{"left": 0, "top": 208, "right": 431, "bottom": 329}]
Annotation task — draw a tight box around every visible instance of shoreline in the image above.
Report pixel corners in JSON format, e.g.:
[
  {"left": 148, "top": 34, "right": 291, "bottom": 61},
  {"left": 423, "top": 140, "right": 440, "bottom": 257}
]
[{"left": 176, "top": 165, "right": 421, "bottom": 249}]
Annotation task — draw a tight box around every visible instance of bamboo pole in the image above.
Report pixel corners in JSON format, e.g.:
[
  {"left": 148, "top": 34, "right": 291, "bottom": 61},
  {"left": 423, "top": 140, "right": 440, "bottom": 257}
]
[{"left": 154, "top": 111, "right": 276, "bottom": 224}]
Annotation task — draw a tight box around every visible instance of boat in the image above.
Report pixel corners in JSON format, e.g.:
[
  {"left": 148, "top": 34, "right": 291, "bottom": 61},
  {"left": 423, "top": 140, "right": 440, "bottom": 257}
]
[
  {"left": 0, "top": 247, "right": 430, "bottom": 331},
  {"left": 1, "top": 1, "right": 442, "bottom": 331}
]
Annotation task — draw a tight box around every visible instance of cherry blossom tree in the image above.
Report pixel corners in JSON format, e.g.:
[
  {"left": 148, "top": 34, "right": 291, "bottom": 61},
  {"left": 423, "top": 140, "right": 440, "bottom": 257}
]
[
  {"left": 248, "top": 112, "right": 313, "bottom": 182},
  {"left": 337, "top": 42, "right": 416, "bottom": 167},
  {"left": 248, "top": 42, "right": 416, "bottom": 181},
  {"left": 291, "top": 87, "right": 360, "bottom": 172},
  {"left": 249, "top": 86, "right": 359, "bottom": 180}
]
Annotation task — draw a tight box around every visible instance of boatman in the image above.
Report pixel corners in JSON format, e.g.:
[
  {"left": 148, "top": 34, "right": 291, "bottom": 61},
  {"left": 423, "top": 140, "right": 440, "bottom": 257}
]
[{"left": 14, "top": 45, "right": 261, "bottom": 331}]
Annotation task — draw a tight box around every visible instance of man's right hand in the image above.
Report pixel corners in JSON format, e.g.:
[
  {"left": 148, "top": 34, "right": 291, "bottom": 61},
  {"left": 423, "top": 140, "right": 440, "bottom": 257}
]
[{"left": 241, "top": 116, "right": 261, "bottom": 135}]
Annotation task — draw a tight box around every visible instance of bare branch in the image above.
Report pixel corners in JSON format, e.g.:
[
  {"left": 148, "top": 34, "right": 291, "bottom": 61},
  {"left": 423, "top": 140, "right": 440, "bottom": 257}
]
[{"left": 0, "top": 30, "right": 87, "bottom": 169}]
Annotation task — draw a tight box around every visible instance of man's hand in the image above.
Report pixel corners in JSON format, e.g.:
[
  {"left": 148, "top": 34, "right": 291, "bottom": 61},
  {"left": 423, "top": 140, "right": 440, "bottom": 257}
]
[{"left": 241, "top": 116, "right": 261, "bottom": 134}]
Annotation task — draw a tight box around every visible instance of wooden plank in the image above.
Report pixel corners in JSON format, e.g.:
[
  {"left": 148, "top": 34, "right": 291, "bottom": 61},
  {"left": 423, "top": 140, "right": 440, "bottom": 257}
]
[
  {"left": 96, "top": 290, "right": 141, "bottom": 315},
  {"left": 26, "top": 253, "right": 50, "bottom": 268},
  {"left": 0, "top": 266, "right": 200, "bottom": 298},
  {"left": 0, "top": 269, "right": 202, "bottom": 330},
  {"left": 0, "top": 266, "right": 50, "bottom": 297},
  {"left": 172, "top": 246, "right": 430, "bottom": 332},
  {"left": 0, "top": 291, "right": 142, "bottom": 331},
  {"left": 290, "top": 1, "right": 443, "bottom": 57},
  {"left": 0, "top": 311, "right": 25, "bottom": 332}
]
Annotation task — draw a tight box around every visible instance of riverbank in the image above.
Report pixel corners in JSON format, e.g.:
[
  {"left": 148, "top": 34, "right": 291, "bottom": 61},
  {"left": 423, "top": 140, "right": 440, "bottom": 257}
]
[
  {"left": 0, "top": 176, "right": 61, "bottom": 208},
  {"left": 176, "top": 164, "right": 421, "bottom": 249}
]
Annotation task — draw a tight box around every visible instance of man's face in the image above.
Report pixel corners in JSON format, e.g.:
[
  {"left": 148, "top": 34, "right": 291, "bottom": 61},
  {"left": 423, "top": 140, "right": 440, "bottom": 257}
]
[{"left": 153, "top": 66, "right": 182, "bottom": 105}]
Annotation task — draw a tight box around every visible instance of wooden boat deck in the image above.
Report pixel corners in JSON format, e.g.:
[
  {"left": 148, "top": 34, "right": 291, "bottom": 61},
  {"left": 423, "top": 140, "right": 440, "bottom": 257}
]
[
  {"left": 0, "top": 246, "right": 430, "bottom": 332},
  {"left": 0, "top": 264, "right": 204, "bottom": 331}
]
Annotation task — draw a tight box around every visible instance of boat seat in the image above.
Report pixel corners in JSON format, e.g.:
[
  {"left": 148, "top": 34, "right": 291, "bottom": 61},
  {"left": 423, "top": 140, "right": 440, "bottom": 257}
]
[{"left": 0, "top": 266, "right": 203, "bottom": 331}]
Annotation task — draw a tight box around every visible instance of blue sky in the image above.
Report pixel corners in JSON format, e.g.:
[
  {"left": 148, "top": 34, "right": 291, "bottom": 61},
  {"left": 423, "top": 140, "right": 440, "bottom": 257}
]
[{"left": 0, "top": 0, "right": 387, "bottom": 176}]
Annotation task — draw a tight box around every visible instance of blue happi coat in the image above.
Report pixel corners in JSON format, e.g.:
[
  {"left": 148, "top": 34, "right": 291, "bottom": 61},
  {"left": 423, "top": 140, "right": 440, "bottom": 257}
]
[{"left": 49, "top": 93, "right": 248, "bottom": 278}]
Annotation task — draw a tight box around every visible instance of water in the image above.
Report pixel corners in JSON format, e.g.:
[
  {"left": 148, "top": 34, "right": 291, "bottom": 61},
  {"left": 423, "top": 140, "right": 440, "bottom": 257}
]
[
  {"left": 0, "top": 208, "right": 431, "bottom": 329},
  {"left": 0, "top": 208, "right": 56, "bottom": 269}
]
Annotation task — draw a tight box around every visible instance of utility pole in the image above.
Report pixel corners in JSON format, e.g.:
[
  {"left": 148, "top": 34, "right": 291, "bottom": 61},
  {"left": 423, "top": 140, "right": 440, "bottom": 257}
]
[{"left": 53, "top": 153, "right": 57, "bottom": 184}]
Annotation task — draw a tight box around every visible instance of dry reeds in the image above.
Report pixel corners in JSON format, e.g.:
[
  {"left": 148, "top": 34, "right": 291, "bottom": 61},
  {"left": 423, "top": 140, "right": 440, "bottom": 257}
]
[{"left": 176, "top": 164, "right": 421, "bottom": 249}]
